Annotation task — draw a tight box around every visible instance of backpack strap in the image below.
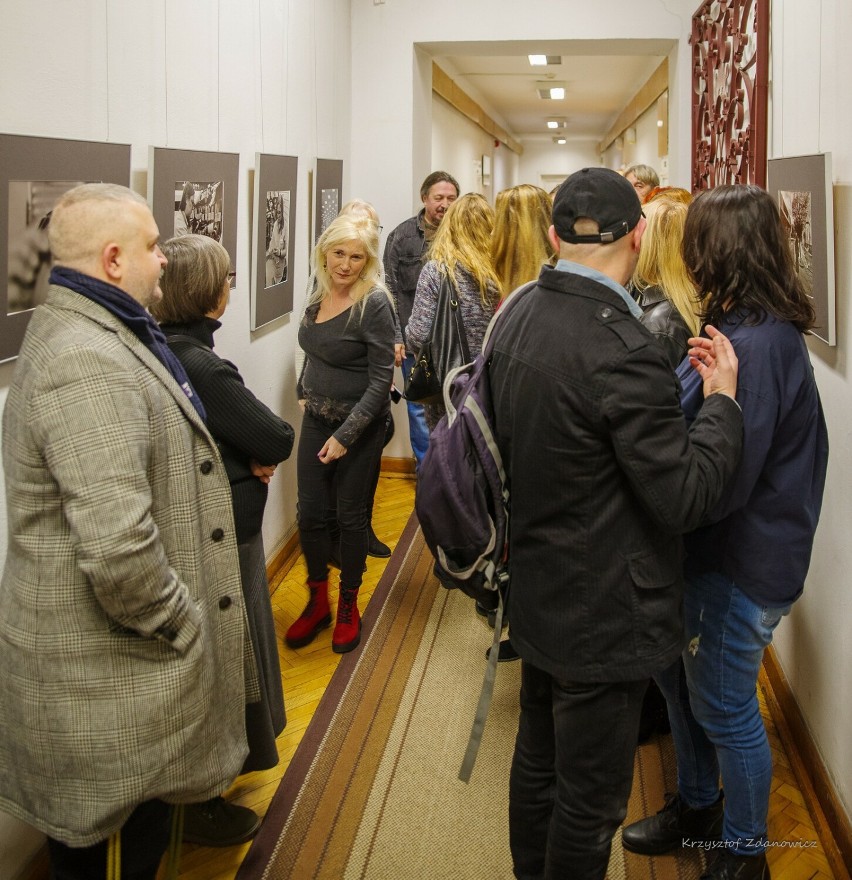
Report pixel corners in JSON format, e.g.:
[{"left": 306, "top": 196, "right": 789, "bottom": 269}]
[
  {"left": 481, "top": 279, "right": 538, "bottom": 358},
  {"left": 456, "top": 286, "right": 535, "bottom": 782},
  {"left": 458, "top": 568, "right": 510, "bottom": 783}
]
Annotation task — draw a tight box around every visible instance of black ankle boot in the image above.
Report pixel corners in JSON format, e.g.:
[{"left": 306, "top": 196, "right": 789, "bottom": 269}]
[
  {"left": 621, "top": 791, "right": 724, "bottom": 855},
  {"left": 701, "top": 849, "right": 768, "bottom": 879},
  {"left": 367, "top": 526, "right": 391, "bottom": 558}
]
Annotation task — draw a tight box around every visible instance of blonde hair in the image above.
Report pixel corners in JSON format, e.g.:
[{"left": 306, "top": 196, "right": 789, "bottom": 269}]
[
  {"left": 427, "top": 193, "right": 499, "bottom": 305},
  {"left": 307, "top": 215, "right": 391, "bottom": 318},
  {"left": 492, "top": 184, "right": 553, "bottom": 297},
  {"left": 151, "top": 234, "right": 230, "bottom": 324},
  {"left": 339, "top": 198, "right": 380, "bottom": 226},
  {"left": 632, "top": 194, "right": 702, "bottom": 335}
]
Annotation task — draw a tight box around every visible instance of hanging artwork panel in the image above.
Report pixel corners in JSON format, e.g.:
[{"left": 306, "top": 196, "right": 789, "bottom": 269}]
[
  {"left": 767, "top": 153, "right": 836, "bottom": 346},
  {"left": 0, "top": 134, "right": 131, "bottom": 362},
  {"left": 312, "top": 159, "right": 343, "bottom": 245},
  {"left": 149, "top": 147, "right": 239, "bottom": 285},
  {"left": 251, "top": 153, "right": 298, "bottom": 329}
]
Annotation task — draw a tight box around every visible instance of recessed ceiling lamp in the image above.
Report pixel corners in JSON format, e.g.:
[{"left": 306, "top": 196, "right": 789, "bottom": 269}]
[
  {"left": 529, "top": 54, "right": 561, "bottom": 66},
  {"left": 553, "top": 137, "right": 567, "bottom": 145},
  {"left": 547, "top": 119, "right": 568, "bottom": 129},
  {"left": 547, "top": 120, "right": 560, "bottom": 129},
  {"left": 537, "top": 82, "right": 566, "bottom": 99}
]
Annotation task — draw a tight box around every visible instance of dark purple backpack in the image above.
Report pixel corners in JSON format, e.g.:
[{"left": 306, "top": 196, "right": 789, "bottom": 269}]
[
  {"left": 415, "top": 282, "right": 534, "bottom": 781},
  {"left": 416, "top": 282, "right": 533, "bottom": 604}
]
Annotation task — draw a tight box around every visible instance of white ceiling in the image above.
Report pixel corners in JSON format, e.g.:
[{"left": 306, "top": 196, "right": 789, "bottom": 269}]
[{"left": 420, "top": 39, "right": 675, "bottom": 143}]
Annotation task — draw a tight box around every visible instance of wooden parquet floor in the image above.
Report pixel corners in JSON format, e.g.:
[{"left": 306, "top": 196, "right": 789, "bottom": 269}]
[{"left": 171, "top": 473, "right": 842, "bottom": 880}]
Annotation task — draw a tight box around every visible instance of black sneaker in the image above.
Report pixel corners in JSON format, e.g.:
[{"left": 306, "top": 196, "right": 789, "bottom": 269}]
[
  {"left": 701, "top": 849, "right": 768, "bottom": 879},
  {"left": 621, "top": 791, "right": 724, "bottom": 855},
  {"left": 182, "top": 796, "right": 261, "bottom": 847}
]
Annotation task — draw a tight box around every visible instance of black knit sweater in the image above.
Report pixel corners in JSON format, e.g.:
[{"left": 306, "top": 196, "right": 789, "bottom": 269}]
[{"left": 162, "top": 317, "right": 295, "bottom": 543}]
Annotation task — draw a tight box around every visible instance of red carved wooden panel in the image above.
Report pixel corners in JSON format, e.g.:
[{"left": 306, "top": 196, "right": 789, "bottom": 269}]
[{"left": 691, "top": 0, "right": 770, "bottom": 191}]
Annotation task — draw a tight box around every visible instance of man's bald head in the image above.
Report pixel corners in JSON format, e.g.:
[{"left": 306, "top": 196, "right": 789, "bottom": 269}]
[
  {"left": 47, "top": 183, "right": 167, "bottom": 308},
  {"left": 48, "top": 184, "right": 148, "bottom": 271}
]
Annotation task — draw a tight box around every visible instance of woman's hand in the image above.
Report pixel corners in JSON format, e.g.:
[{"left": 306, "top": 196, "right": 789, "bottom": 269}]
[
  {"left": 317, "top": 436, "right": 347, "bottom": 464},
  {"left": 688, "top": 325, "right": 738, "bottom": 400},
  {"left": 394, "top": 343, "right": 405, "bottom": 368},
  {"left": 250, "top": 460, "right": 276, "bottom": 484}
]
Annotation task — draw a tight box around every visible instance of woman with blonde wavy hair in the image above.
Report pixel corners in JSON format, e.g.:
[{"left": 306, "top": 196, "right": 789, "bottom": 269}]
[
  {"left": 286, "top": 215, "right": 396, "bottom": 655},
  {"left": 491, "top": 184, "right": 554, "bottom": 298},
  {"left": 631, "top": 189, "right": 702, "bottom": 369},
  {"left": 405, "top": 192, "right": 501, "bottom": 430}
]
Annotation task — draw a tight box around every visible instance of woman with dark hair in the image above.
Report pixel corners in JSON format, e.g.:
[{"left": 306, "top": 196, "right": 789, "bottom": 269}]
[
  {"left": 153, "top": 234, "right": 295, "bottom": 847},
  {"left": 622, "top": 185, "right": 828, "bottom": 880}
]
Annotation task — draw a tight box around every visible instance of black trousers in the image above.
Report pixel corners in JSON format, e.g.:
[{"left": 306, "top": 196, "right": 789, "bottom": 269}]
[
  {"left": 297, "top": 412, "right": 386, "bottom": 588},
  {"left": 48, "top": 799, "right": 172, "bottom": 880},
  {"left": 509, "top": 662, "right": 647, "bottom": 880}
]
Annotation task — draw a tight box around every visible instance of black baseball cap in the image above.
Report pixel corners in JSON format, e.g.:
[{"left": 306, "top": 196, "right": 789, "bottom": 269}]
[{"left": 553, "top": 167, "right": 643, "bottom": 244}]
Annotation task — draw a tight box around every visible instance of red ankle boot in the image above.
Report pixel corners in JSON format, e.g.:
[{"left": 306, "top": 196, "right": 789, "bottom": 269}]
[
  {"left": 285, "top": 579, "right": 331, "bottom": 648},
  {"left": 332, "top": 586, "right": 361, "bottom": 653}
]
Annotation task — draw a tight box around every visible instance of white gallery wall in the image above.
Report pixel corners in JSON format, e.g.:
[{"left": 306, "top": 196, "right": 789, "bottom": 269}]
[
  {"left": 516, "top": 138, "right": 601, "bottom": 191},
  {"left": 0, "top": 0, "right": 352, "bottom": 874},
  {"left": 431, "top": 95, "right": 496, "bottom": 198},
  {"left": 768, "top": 0, "right": 852, "bottom": 822}
]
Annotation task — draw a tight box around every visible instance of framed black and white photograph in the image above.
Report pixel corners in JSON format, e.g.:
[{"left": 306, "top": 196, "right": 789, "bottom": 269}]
[
  {"left": 251, "top": 153, "right": 298, "bottom": 329},
  {"left": 767, "top": 152, "right": 835, "bottom": 345},
  {"left": 313, "top": 158, "right": 343, "bottom": 244},
  {"left": 149, "top": 147, "right": 239, "bottom": 286},
  {"left": 0, "top": 133, "right": 131, "bottom": 362}
]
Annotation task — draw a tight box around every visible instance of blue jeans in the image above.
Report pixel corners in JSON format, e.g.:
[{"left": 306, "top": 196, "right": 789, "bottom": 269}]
[
  {"left": 510, "top": 662, "right": 647, "bottom": 879},
  {"left": 402, "top": 354, "right": 429, "bottom": 468},
  {"left": 655, "top": 571, "right": 790, "bottom": 856}
]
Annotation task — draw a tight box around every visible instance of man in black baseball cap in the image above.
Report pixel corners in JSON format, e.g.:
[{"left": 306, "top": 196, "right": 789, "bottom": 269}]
[
  {"left": 486, "top": 168, "right": 744, "bottom": 879},
  {"left": 552, "top": 166, "right": 644, "bottom": 244}
]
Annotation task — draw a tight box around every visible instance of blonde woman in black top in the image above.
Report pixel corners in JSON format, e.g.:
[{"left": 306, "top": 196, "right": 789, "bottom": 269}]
[{"left": 287, "top": 215, "right": 396, "bottom": 655}]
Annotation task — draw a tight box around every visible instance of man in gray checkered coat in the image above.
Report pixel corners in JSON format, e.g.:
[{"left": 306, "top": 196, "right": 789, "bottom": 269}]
[{"left": 0, "top": 184, "right": 258, "bottom": 879}]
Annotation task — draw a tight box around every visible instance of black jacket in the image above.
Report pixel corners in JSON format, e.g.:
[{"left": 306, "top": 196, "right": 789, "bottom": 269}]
[
  {"left": 489, "top": 266, "right": 743, "bottom": 682},
  {"left": 635, "top": 285, "right": 692, "bottom": 370},
  {"left": 163, "top": 318, "right": 295, "bottom": 543},
  {"left": 383, "top": 209, "right": 427, "bottom": 338}
]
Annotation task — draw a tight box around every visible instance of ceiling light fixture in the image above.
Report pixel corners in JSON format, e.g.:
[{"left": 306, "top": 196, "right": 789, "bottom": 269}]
[
  {"left": 529, "top": 54, "right": 562, "bottom": 66},
  {"left": 553, "top": 137, "right": 567, "bottom": 145},
  {"left": 547, "top": 120, "right": 559, "bottom": 129},
  {"left": 537, "top": 82, "right": 566, "bottom": 100}
]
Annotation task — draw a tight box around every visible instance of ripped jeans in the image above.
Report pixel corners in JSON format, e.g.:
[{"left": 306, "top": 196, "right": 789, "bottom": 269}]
[{"left": 655, "top": 571, "right": 791, "bottom": 856}]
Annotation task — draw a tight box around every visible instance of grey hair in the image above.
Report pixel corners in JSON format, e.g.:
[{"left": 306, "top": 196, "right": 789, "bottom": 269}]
[{"left": 150, "top": 234, "right": 231, "bottom": 324}]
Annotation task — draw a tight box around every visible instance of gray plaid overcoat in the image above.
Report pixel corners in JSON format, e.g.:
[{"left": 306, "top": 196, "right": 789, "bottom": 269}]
[{"left": 0, "top": 285, "right": 258, "bottom": 846}]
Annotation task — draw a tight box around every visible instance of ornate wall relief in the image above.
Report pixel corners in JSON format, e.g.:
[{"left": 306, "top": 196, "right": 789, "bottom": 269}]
[{"left": 691, "top": 0, "right": 770, "bottom": 190}]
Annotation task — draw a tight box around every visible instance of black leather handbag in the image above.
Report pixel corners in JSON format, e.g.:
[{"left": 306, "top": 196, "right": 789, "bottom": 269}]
[{"left": 404, "top": 271, "right": 471, "bottom": 405}]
